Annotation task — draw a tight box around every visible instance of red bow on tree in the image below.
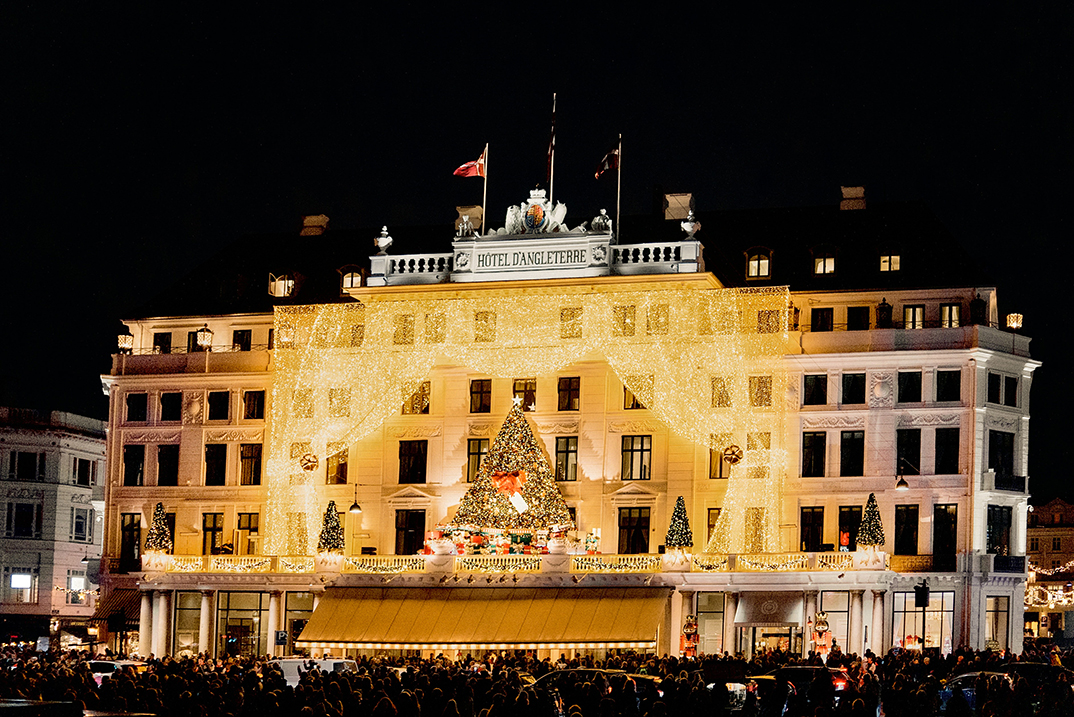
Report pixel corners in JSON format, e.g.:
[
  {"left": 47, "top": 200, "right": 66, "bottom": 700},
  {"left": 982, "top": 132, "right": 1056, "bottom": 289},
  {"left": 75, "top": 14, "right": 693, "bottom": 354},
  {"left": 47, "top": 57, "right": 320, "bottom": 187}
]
[{"left": 491, "top": 470, "right": 529, "bottom": 513}]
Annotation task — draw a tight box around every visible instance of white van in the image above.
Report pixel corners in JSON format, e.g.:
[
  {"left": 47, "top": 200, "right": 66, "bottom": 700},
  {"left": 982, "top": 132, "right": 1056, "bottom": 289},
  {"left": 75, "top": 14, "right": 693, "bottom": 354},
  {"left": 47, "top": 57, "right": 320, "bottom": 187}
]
[{"left": 271, "top": 658, "right": 358, "bottom": 687}]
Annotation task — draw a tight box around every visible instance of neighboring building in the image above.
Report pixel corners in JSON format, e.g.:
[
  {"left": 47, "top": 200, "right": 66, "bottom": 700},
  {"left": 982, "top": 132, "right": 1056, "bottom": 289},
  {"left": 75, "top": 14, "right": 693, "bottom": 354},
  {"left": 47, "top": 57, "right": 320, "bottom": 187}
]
[
  {"left": 95, "top": 187, "right": 1037, "bottom": 660},
  {"left": 0, "top": 407, "right": 105, "bottom": 648},
  {"left": 1026, "top": 497, "right": 1074, "bottom": 640}
]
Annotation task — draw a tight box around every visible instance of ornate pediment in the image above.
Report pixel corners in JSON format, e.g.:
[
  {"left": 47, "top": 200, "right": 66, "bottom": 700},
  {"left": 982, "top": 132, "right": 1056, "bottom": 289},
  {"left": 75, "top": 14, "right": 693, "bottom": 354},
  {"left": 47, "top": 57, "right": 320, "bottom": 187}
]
[
  {"left": 609, "top": 482, "right": 659, "bottom": 505},
  {"left": 386, "top": 486, "right": 437, "bottom": 505},
  {"left": 386, "top": 425, "right": 443, "bottom": 438}
]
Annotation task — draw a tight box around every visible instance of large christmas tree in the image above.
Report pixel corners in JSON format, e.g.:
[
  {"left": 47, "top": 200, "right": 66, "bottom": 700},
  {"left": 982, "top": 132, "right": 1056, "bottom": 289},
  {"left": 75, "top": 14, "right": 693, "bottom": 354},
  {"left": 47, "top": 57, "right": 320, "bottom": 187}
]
[
  {"left": 447, "top": 398, "right": 574, "bottom": 531},
  {"left": 144, "top": 502, "right": 173, "bottom": 554},
  {"left": 858, "top": 493, "right": 885, "bottom": 547},
  {"left": 665, "top": 496, "right": 693, "bottom": 549},
  {"left": 317, "top": 500, "right": 345, "bottom": 554}
]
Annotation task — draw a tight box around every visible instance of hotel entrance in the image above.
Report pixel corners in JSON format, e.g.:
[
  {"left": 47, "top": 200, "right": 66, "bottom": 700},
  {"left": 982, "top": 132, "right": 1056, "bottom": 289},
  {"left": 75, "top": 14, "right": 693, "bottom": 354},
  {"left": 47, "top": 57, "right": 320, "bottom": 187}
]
[
  {"left": 737, "top": 625, "right": 804, "bottom": 658},
  {"left": 732, "top": 592, "right": 805, "bottom": 659}
]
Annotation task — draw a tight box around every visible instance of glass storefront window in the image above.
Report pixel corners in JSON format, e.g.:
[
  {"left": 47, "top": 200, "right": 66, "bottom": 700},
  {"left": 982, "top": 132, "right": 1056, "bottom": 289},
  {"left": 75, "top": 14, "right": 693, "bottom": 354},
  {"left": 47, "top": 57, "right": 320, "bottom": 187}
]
[
  {"left": 217, "top": 592, "right": 269, "bottom": 658},
  {"left": 697, "top": 592, "right": 724, "bottom": 655},
  {"left": 892, "top": 590, "right": 954, "bottom": 655},
  {"left": 285, "top": 591, "right": 315, "bottom": 656},
  {"left": 174, "top": 591, "right": 202, "bottom": 658},
  {"left": 985, "top": 596, "right": 1009, "bottom": 651},
  {"left": 819, "top": 591, "right": 850, "bottom": 652}
]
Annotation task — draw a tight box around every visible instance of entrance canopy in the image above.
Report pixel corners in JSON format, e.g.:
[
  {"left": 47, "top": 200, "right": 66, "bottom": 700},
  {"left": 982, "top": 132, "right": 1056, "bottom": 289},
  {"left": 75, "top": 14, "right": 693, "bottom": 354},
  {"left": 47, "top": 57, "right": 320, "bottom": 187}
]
[
  {"left": 297, "top": 586, "right": 671, "bottom": 650},
  {"left": 90, "top": 588, "right": 141, "bottom": 628},
  {"left": 734, "top": 592, "right": 804, "bottom": 627}
]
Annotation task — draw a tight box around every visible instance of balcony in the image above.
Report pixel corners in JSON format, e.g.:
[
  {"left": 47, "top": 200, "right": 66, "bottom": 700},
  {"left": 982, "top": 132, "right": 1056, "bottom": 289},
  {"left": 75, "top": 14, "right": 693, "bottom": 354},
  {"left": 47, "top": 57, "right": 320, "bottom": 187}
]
[
  {"left": 793, "top": 324, "right": 1032, "bottom": 358},
  {"left": 112, "top": 346, "right": 272, "bottom": 376},
  {"left": 993, "top": 555, "right": 1027, "bottom": 573}
]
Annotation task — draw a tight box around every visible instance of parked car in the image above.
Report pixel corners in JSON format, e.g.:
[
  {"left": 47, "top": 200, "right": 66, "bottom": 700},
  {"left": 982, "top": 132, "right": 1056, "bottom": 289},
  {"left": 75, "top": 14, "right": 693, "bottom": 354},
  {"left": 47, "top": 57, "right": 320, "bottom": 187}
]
[
  {"left": 88, "top": 660, "right": 147, "bottom": 686},
  {"left": 1000, "top": 661, "right": 1074, "bottom": 689},
  {"left": 269, "top": 657, "right": 358, "bottom": 687},
  {"left": 532, "top": 669, "right": 626, "bottom": 717},
  {"left": 747, "top": 675, "right": 796, "bottom": 716},
  {"left": 937, "top": 671, "right": 1012, "bottom": 713},
  {"left": 764, "top": 666, "right": 850, "bottom": 706}
]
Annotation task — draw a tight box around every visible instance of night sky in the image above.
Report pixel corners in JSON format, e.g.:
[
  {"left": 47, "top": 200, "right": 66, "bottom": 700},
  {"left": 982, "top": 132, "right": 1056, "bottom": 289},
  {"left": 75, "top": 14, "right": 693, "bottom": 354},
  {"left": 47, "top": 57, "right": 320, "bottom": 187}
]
[{"left": 5, "top": 6, "right": 1071, "bottom": 499}]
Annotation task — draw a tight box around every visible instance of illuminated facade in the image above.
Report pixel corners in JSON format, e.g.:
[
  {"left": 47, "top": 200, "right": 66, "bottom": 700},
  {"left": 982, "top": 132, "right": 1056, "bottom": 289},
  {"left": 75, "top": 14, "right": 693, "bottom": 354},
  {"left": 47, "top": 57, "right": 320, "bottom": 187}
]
[{"left": 95, "top": 190, "right": 1037, "bottom": 659}]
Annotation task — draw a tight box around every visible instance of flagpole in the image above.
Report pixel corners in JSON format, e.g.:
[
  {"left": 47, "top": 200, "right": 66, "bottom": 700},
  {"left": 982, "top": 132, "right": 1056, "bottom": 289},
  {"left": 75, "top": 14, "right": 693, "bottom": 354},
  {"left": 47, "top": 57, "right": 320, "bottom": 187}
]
[
  {"left": 549, "top": 93, "right": 557, "bottom": 206},
  {"left": 481, "top": 143, "right": 488, "bottom": 236},
  {"left": 615, "top": 134, "right": 622, "bottom": 244}
]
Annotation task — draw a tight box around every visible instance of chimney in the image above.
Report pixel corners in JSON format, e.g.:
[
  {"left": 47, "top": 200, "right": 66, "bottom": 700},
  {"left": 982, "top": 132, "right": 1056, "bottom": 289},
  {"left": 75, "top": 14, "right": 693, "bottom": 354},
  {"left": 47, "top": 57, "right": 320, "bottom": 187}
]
[
  {"left": 300, "top": 214, "right": 330, "bottom": 236},
  {"left": 839, "top": 186, "right": 865, "bottom": 211}
]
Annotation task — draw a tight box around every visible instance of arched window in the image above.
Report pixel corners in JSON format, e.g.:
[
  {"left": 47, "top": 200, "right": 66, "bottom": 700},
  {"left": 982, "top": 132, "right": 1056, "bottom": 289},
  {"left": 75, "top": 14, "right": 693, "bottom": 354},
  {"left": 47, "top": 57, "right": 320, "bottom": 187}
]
[
  {"left": 268, "top": 273, "right": 294, "bottom": 297},
  {"left": 746, "top": 250, "right": 771, "bottom": 278},
  {"left": 342, "top": 272, "right": 362, "bottom": 289},
  {"left": 813, "top": 252, "right": 836, "bottom": 275}
]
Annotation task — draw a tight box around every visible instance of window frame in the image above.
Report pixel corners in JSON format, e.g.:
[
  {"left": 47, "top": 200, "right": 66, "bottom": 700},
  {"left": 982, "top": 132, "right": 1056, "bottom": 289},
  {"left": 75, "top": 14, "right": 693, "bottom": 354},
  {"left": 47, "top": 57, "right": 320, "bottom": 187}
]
[
  {"left": 398, "top": 440, "right": 428, "bottom": 484},
  {"left": 897, "top": 371, "right": 922, "bottom": 403},
  {"left": 801, "top": 431, "right": 826, "bottom": 478},
  {"left": 746, "top": 249, "right": 771, "bottom": 279},
  {"left": 903, "top": 305, "right": 925, "bottom": 330},
  {"left": 894, "top": 504, "right": 920, "bottom": 555},
  {"left": 122, "top": 445, "right": 145, "bottom": 486},
  {"left": 402, "top": 381, "right": 431, "bottom": 415},
  {"left": 620, "top": 435, "right": 652, "bottom": 481},
  {"left": 157, "top": 444, "right": 180, "bottom": 486},
  {"left": 555, "top": 436, "right": 578, "bottom": 482},
  {"left": 204, "top": 444, "right": 227, "bottom": 486},
  {"left": 206, "top": 391, "right": 230, "bottom": 421},
  {"left": 810, "top": 307, "right": 834, "bottom": 332},
  {"left": 840, "top": 430, "right": 865, "bottom": 477},
  {"left": 469, "top": 379, "right": 492, "bottom": 414},
  {"left": 813, "top": 253, "right": 836, "bottom": 275},
  {"left": 558, "top": 377, "right": 581, "bottom": 411},
  {"left": 160, "top": 392, "right": 182, "bottom": 422},
  {"left": 800, "top": 506, "right": 824, "bottom": 552},
  {"left": 243, "top": 390, "right": 266, "bottom": 420},
  {"left": 126, "top": 393, "right": 148, "bottom": 422},
  {"left": 940, "top": 303, "right": 961, "bottom": 328},
  {"left": 240, "top": 443, "right": 263, "bottom": 486},
  {"left": 935, "top": 427, "right": 960, "bottom": 475},
  {"left": 466, "top": 438, "right": 489, "bottom": 483},
  {"left": 512, "top": 379, "right": 537, "bottom": 412},
  {"left": 935, "top": 370, "right": 961, "bottom": 402},
  {"left": 803, "top": 374, "right": 827, "bottom": 406}
]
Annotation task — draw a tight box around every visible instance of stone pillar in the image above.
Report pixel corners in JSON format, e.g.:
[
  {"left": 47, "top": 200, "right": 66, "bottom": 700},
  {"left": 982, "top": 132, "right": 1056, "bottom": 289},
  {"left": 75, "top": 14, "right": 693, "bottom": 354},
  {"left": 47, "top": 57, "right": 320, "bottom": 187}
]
[
  {"left": 723, "top": 592, "right": 738, "bottom": 656},
  {"left": 138, "top": 590, "right": 153, "bottom": 658},
  {"left": 849, "top": 590, "right": 865, "bottom": 656},
  {"left": 803, "top": 591, "right": 818, "bottom": 657},
  {"left": 151, "top": 590, "right": 166, "bottom": 657},
  {"left": 198, "top": 590, "right": 214, "bottom": 659},
  {"left": 267, "top": 591, "right": 283, "bottom": 657},
  {"left": 870, "top": 589, "right": 886, "bottom": 654}
]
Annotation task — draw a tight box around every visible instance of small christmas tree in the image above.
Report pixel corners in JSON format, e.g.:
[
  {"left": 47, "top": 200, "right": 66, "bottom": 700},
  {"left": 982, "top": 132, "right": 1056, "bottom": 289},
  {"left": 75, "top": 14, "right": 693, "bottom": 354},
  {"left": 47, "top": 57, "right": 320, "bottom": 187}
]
[
  {"left": 858, "top": 493, "right": 885, "bottom": 547},
  {"left": 144, "top": 502, "right": 173, "bottom": 554},
  {"left": 447, "top": 399, "right": 574, "bottom": 531},
  {"left": 665, "top": 496, "right": 693, "bottom": 550},
  {"left": 317, "top": 501, "right": 345, "bottom": 554}
]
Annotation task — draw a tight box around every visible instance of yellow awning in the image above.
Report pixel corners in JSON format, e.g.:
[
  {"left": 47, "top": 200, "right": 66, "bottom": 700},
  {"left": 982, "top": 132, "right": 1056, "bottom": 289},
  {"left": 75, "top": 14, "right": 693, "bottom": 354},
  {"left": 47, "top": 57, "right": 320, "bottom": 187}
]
[
  {"left": 297, "top": 586, "right": 671, "bottom": 650},
  {"left": 90, "top": 588, "right": 141, "bottom": 627}
]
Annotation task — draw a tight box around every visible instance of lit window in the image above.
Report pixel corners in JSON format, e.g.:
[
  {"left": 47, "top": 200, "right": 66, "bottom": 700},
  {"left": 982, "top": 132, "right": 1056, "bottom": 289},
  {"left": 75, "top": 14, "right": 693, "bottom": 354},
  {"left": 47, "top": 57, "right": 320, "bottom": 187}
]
[
  {"left": 474, "top": 311, "right": 496, "bottom": 342},
  {"left": 467, "top": 439, "right": 488, "bottom": 482},
  {"left": 555, "top": 437, "right": 578, "bottom": 482},
  {"left": 560, "top": 307, "right": 583, "bottom": 339},
  {"left": 880, "top": 254, "right": 901, "bottom": 271},
  {"left": 747, "top": 252, "right": 771, "bottom": 278},
  {"left": 613, "top": 305, "right": 636, "bottom": 336},
  {"left": 814, "top": 253, "right": 835, "bottom": 274},
  {"left": 512, "top": 379, "right": 536, "bottom": 411},
  {"left": 402, "top": 382, "right": 431, "bottom": 415},
  {"left": 268, "top": 273, "right": 294, "bottom": 297},
  {"left": 903, "top": 305, "right": 925, "bottom": 330},
  {"left": 341, "top": 272, "right": 362, "bottom": 289},
  {"left": 940, "top": 303, "right": 961, "bottom": 328},
  {"left": 621, "top": 435, "right": 652, "bottom": 480},
  {"left": 326, "top": 443, "right": 347, "bottom": 485}
]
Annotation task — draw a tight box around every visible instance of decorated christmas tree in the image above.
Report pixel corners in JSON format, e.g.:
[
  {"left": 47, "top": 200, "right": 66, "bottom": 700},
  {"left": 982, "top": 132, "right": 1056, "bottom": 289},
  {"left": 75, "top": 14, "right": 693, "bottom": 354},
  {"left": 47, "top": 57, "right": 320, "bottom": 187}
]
[
  {"left": 317, "top": 500, "right": 345, "bottom": 554},
  {"left": 446, "top": 398, "right": 574, "bottom": 531},
  {"left": 858, "top": 493, "right": 885, "bottom": 547},
  {"left": 665, "top": 496, "right": 693, "bottom": 549},
  {"left": 144, "top": 502, "right": 173, "bottom": 554}
]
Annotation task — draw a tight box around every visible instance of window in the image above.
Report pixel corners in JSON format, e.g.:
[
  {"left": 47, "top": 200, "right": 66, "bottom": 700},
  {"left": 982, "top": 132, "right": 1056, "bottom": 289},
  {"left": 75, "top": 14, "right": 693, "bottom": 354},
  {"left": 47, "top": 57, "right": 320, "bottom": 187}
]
[
  {"left": 803, "top": 375, "right": 827, "bottom": 406},
  {"left": 119, "top": 513, "right": 141, "bottom": 570},
  {"left": 802, "top": 432, "right": 826, "bottom": 478},
  {"left": 840, "top": 373, "right": 865, "bottom": 405},
  {"left": 66, "top": 570, "right": 87, "bottom": 605},
  {"left": 880, "top": 254, "right": 900, "bottom": 272},
  {"left": 894, "top": 505, "right": 919, "bottom": 555},
  {"left": 204, "top": 444, "right": 227, "bottom": 486},
  {"left": 325, "top": 443, "right": 346, "bottom": 485},
  {"left": 126, "top": 393, "right": 148, "bottom": 422},
  {"left": 940, "top": 303, "right": 961, "bottom": 328},
  {"left": 558, "top": 377, "right": 581, "bottom": 411},
  {"left": 467, "top": 439, "right": 489, "bottom": 482},
  {"left": 757, "top": 309, "right": 782, "bottom": 334},
  {"left": 709, "top": 433, "right": 732, "bottom": 479},
  {"left": 814, "top": 253, "right": 835, "bottom": 274},
  {"left": 935, "top": 427, "right": 960, "bottom": 475},
  {"left": 747, "top": 251, "right": 771, "bottom": 278},
  {"left": 153, "top": 332, "right": 172, "bottom": 354},
  {"left": 934, "top": 505, "right": 957, "bottom": 569},
  {"left": 8, "top": 451, "right": 45, "bottom": 482},
  {"left": 987, "top": 505, "right": 1012, "bottom": 555},
  {"left": 342, "top": 271, "right": 362, "bottom": 289},
  {"left": 73, "top": 457, "right": 96, "bottom": 486},
  {"left": 839, "top": 506, "right": 862, "bottom": 552},
  {"left": 985, "top": 596, "right": 1009, "bottom": 651},
  {"left": 898, "top": 371, "right": 922, "bottom": 403},
  {"left": 160, "top": 392, "right": 182, "bottom": 422},
  {"left": 621, "top": 435, "right": 652, "bottom": 480},
  {"left": 5, "top": 502, "right": 43, "bottom": 539},
  {"left": 268, "top": 273, "right": 294, "bottom": 297},
  {"left": 707, "top": 509, "right": 722, "bottom": 541},
  {"left": 811, "top": 308, "right": 834, "bottom": 332},
  {"left": 4, "top": 568, "right": 38, "bottom": 604},
  {"left": 399, "top": 441, "right": 428, "bottom": 484},
  {"left": 711, "top": 377, "right": 732, "bottom": 408},
  {"left": 847, "top": 306, "right": 870, "bottom": 331},
  {"left": 237, "top": 513, "right": 258, "bottom": 555},
  {"left": 328, "top": 388, "right": 350, "bottom": 418},
  {"left": 207, "top": 391, "right": 230, "bottom": 420},
  {"left": 474, "top": 311, "right": 496, "bottom": 342},
  {"left": 157, "top": 444, "right": 180, "bottom": 486},
  {"left": 187, "top": 331, "right": 206, "bottom": 353},
  {"left": 243, "top": 391, "right": 265, "bottom": 420},
  {"left": 555, "top": 437, "right": 578, "bottom": 482},
  {"left": 935, "top": 370, "right": 961, "bottom": 402},
  {"left": 1004, "top": 376, "right": 1018, "bottom": 408},
  {"left": 647, "top": 304, "right": 669, "bottom": 335},
  {"left": 613, "top": 305, "right": 636, "bottom": 336},
  {"left": 402, "top": 382, "right": 430, "bottom": 415},
  {"left": 560, "top": 307, "right": 583, "bottom": 339},
  {"left": 618, "top": 507, "right": 650, "bottom": 554},
  {"left": 819, "top": 592, "right": 850, "bottom": 650},
  {"left": 512, "top": 379, "right": 537, "bottom": 411},
  {"left": 749, "top": 375, "right": 772, "bottom": 407},
  {"left": 840, "top": 431, "right": 864, "bottom": 477},
  {"left": 897, "top": 429, "right": 921, "bottom": 475},
  {"left": 987, "top": 373, "right": 1002, "bottom": 404},
  {"left": 122, "top": 445, "right": 144, "bottom": 486},
  {"left": 988, "top": 430, "right": 1015, "bottom": 478},
  {"left": 1053, "top": 537, "right": 1062, "bottom": 551},
  {"left": 395, "top": 510, "right": 426, "bottom": 555},
  {"left": 624, "top": 385, "right": 646, "bottom": 409},
  {"left": 202, "top": 513, "right": 224, "bottom": 555},
  {"left": 893, "top": 590, "right": 955, "bottom": 654},
  {"left": 240, "top": 444, "right": 263, "bottom": 485},
  {"left": 232, "top": 329, "right": 252, "bottom": 351},
  {"left": 800, "top": 507, "right": 824, "bottom": 551},
  {"left": 1030, "top": 537, "right": 1040, "bottom": 552},
  {"left": 470, "top": 379, "right": 492, "bottom": 413},
  {"left": 903, "top": 305, "right": 925, "bottom": 330}
]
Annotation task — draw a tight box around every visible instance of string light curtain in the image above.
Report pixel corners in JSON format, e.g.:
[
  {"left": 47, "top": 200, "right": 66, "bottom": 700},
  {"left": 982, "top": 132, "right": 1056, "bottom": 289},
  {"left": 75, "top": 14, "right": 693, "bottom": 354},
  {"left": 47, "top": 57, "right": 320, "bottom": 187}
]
[{"left": 265, "top": 285, "right": 789, "bottom": 555}]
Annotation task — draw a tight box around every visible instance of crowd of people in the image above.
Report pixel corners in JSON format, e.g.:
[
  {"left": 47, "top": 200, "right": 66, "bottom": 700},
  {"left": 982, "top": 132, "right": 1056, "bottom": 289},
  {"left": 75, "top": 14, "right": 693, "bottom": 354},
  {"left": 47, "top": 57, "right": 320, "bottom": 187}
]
[{"left": 0, "top": 642, "right": 1072, "bottom": 717}]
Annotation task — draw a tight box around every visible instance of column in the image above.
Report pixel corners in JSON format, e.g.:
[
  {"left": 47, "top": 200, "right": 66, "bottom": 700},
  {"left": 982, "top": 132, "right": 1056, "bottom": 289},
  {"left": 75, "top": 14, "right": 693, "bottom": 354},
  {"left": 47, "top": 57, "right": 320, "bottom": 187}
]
[
  {"left": 267, "top": 591, "right": 283, "bottom": 658},
  {"left": 198, "top": 590, "right": 214, "bottom": 659},
  {"left": 870, "top": 589, "right": 886, "bottom": 654},
  {"left": 849, "top": 590, "right": 865, "bottom": 656},
  {"left": 723, "top": 592, "right": 738, "bottom": 656},
  {"left": 151, "top": 590, "right": 166, "bottom": 657},
  {"left": 138, "top": 590, "right": 153, "bottom": 658},
  {"left": 803, "top": 591, "right": 818, "bottom": 657}
]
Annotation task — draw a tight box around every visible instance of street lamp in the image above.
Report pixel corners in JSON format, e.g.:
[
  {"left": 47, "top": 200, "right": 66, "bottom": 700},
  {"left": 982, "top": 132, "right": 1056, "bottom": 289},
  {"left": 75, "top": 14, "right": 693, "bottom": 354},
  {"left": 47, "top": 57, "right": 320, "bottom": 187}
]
[
  {"left": 196, "top": 324, "right": 214, "bottom": 351},
  {"left": 896, "top": 456, "right": 918, "bottom": 492},
  {"left": 117, "top": 331, "right": 133, "bottom": 354},
  {"left": 349, "top": 484, "right": 362, "bottom": 515}
]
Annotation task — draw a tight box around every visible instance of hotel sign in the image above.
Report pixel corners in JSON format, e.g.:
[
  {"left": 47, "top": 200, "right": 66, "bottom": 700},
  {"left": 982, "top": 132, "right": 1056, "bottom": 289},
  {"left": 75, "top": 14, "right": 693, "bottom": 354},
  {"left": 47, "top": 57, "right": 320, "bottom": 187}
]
[
  {"left": 452, "top": 233, "right": 612, "bottom": 282},
  {"left": 473, "top": 247, "right": 590, "bottom": 270}
]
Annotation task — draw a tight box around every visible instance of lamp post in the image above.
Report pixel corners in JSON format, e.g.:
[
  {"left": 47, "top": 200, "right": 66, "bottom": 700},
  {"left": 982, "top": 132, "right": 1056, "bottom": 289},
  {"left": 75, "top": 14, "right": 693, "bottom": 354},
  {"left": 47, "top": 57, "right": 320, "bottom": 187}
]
[{"left": 896, "top": 457, "right": 918, "bottom": 492}]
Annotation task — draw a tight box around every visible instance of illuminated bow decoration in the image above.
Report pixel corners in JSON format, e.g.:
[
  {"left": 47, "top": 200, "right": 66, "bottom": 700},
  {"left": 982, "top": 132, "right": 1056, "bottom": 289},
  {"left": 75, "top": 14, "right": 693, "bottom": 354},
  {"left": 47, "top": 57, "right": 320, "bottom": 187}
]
[{"left": 491, "top": 470, "right": 529, "bottom": 513}]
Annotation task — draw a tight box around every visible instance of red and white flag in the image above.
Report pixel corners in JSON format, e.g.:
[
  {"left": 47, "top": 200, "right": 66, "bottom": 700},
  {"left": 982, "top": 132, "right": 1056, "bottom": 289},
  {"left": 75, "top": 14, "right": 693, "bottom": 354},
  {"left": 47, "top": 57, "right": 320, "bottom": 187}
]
[
  {"left": 453, "top": 148, "right": 486, "bottom": 178},
  {"left": 595, "top": 146, "right": 620, "bottom": 179}
]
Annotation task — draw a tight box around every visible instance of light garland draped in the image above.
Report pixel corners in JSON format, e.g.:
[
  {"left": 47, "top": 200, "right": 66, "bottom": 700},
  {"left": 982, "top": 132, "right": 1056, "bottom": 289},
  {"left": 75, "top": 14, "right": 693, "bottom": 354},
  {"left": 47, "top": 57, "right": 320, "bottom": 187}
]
[{"left": 264, "top": 284, "right": 789, "bottom": 555}]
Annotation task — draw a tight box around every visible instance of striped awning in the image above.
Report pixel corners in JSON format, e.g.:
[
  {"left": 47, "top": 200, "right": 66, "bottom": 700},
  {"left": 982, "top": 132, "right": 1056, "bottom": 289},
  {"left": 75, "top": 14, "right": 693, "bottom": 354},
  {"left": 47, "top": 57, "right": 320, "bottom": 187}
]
[
  {"left": 297, "top": 586, "right": 671, "bottom": 650},
  {"left": 90, "top": 588, "right": 141, "bottom": 627}
]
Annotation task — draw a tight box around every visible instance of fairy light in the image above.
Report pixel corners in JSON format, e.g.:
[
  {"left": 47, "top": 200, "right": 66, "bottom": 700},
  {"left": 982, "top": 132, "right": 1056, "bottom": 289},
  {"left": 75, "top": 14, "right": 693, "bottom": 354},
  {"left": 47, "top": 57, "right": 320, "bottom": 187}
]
[
  {"left": 1029, "top": 558, "right": 1074, "bottom": 576},
  {"left": 264, "top": 284, "right": 789, "bottom": 555}
]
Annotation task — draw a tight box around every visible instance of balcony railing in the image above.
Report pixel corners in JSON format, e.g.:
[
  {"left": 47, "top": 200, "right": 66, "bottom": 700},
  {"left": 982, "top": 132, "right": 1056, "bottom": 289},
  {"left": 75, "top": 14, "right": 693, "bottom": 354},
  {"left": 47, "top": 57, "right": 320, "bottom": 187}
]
[
  {"left": 343, "top": 556, "right": 426, "bottom": 574},
  {"left": 993, "top": 555, "right": 1026, "bottom": 573},
  {"left": 994, "top": 473, "right": 1027, "bottom": 492},
  {"left": 571, "top": 555, "right": 664, "bottom": 573}
]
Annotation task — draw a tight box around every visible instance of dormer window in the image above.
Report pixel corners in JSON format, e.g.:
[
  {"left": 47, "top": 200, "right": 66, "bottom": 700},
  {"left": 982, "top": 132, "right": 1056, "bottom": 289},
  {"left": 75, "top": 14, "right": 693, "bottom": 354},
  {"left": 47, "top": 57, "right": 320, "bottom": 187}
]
[
  {"left": 880, "top": 254, "right": 901, "bottom": 271},
  {"left": 746, "top": 249, "right": 771, "bottom": 279},
  {"left": 813, "top": 253, "right": 836, "bottom": 275},
  {"left": 268, "top": 273, "right": 294, "bottom": 297},
  {"left": 342, "top": 272, "right": 362, "bottom": 289}
]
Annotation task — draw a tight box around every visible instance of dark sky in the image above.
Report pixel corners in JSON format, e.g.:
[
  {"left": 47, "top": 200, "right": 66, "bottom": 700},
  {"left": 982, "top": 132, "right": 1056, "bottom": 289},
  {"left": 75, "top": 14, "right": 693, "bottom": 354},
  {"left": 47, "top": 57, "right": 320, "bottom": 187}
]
[{"left": 4, "top": 6, "right": 1071, "bottom": 499}]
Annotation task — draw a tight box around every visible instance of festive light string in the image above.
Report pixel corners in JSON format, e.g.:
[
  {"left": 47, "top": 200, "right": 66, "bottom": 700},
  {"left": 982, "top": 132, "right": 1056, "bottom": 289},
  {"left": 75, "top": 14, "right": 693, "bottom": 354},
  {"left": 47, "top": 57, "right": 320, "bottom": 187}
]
[
  {"left": 1029, "top": 558, "right": 1074, "bottom": 576},
  {"left": 264, "top": 284, "right": 789, "bottom": 555},
  {"left": 1025, "top": 583, "right": 1074, "bottom": 609}
]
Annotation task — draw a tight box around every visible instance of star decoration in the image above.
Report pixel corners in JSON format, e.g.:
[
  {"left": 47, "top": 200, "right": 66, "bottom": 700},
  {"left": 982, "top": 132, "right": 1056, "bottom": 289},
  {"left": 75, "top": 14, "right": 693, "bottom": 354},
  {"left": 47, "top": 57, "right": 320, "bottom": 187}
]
[
  {"left": 528, "top": 403, "right": 536, "bottom": 412},
  {"left": 512, "top": 396, "right": 523, "bottom": 407}
]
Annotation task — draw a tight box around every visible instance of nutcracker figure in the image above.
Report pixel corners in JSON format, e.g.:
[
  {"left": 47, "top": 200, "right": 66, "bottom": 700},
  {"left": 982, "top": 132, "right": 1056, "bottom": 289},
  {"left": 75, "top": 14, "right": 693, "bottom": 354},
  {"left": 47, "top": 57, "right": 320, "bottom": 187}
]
[
  {"left": 812, "top": 612, "right": 832, "bottom": 662},
  {"left": 681, "top": 614, "right": 699, "bottom": 658}
]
